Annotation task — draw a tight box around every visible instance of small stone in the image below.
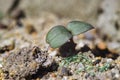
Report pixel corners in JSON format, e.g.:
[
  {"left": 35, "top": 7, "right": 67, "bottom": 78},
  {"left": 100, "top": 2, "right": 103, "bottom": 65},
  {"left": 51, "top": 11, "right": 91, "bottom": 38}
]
[
  {"left": 106, "top": 58, "right": 113, "bottom": 63},
  {"left": 97, "top": 40, "right": 107, "bottom": 50},
  {"left": 77, "top": 63, "right": 85, "bottom": 70},
  {"left": 115, "top": 74, "right": 119, "bottom": 78},
  {"left": 107, "top": 42, "right": 120, "bottom": 53},
  {"left": 51, "top": 73, "right": 57, "bottom": 78},
  {"left": 84, "top": 32, "right": 95, "bottom": 40},
  {"left": 62, "top": 76, "right": 68, "bottom": 80},
  {"left": 49, "top": 50, "right": 57, "bottom": 57},
  {"left": 76, "top": 40, "right": 85, "bottom": 50},
  {"left": 36, "top": 78, "right": 40, "bottom": 80},
  {"left": 59, "top": 67, "right": 71, "bottom": 76},
  {"left": 0, "top": 38, "right": 15, "bottom": 53}
]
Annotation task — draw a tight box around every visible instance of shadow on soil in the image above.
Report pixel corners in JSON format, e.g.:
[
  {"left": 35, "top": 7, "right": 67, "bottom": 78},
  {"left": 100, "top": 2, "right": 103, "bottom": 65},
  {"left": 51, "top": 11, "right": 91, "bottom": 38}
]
[
  {"left": 59, "top": 41, "right": 119, "bottom": 60},
  {"left": 27, "top": 62, "right": 59, "bottom": 80}
]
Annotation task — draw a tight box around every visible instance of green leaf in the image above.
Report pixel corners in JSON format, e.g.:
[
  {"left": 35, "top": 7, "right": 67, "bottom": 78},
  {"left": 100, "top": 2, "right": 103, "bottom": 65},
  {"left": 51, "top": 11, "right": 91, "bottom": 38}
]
[
  {"left": 46, "top": 25, "right": 72, "bottom": 48},
  {"left": 67, "top": 21, "right": 94, "bottom": 35}
]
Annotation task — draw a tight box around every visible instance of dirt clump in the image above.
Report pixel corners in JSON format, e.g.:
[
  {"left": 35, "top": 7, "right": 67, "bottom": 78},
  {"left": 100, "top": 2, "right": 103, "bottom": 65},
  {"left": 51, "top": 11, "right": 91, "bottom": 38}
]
[{"left": 2, "top": 46, "right": 53, "bottom": 80}]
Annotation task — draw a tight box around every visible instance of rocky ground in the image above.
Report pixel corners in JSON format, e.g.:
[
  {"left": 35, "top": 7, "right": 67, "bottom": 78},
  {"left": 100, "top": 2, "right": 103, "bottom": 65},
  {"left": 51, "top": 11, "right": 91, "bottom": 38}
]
[{"left": 0, "top": 0, "right": 120, "bottom": 80}]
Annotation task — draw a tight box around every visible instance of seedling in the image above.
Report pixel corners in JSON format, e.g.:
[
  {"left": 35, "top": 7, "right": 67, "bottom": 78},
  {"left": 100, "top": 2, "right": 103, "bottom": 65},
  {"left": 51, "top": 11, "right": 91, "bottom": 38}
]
[
  {"left": 46, "top": 21, "right": 94, "bottom": 48},
  {"left": 46, "top": 21, "right": 94, "bottom": 56},
  {"left": 46, "top": 25, "right": 72, "bottom": 48}
]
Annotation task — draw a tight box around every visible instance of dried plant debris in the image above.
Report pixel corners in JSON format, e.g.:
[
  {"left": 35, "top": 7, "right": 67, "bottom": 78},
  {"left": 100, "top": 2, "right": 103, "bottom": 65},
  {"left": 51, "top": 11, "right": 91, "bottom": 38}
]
[{"left": 2, "top": 46, "right": 53, "bottom": 80}]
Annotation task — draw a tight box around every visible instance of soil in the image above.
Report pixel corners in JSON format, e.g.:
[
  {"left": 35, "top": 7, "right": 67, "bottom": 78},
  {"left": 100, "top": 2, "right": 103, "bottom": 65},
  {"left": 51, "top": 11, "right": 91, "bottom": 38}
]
[
  {"left": 0, "top": 0, "right": 120, "bottom": 80},
  {"left": 2, "top": 46, "right": 53, "bottom": 80}
]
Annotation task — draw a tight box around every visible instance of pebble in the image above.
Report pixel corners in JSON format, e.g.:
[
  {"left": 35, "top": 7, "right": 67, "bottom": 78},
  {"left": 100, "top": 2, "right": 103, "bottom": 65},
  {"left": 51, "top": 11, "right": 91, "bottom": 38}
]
[
  {"left": 78, "top": 63, "right": 85, "bottom": 70},
  {"left": 76, "top": 42, "right": 84, "bottom": 50},
  {"left": 115, "top": 74, "right": 119, "bottom": 78},
  {"left": 84, "top": 31, "right": 95, "bottom": 40},
  {"left": 51, "top": 73, "right": 57, "bottom": 78},
  {"left": 107, "top": 42, "right": 120, "bottom": 53},
  {"left": 106, "top": 58, "right": 113, "bottom": 63},
  {"left": 97, "top": 40, "right": 107, "bottom": 50},
  {"left": 0, "top": 38, "right": 15, "bottom": 53},
  {"left": 62, "top": 76, "right": 68, "bottom": 80},
  {"left": 111, "top": 69, "right": 120, "bottom": 78},
  {"left": 59, "top": 67, "right": 71, "bottom": 76},
  {"left": 49, "top": 50, "right": 57, "bottom": 57}
]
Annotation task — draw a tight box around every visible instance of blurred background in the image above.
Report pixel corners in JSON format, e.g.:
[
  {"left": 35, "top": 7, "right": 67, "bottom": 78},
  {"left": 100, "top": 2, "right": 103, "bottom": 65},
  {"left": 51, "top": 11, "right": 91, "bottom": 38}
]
[{"left": 0, "top": 0, "right": 120, "bottom": 50}]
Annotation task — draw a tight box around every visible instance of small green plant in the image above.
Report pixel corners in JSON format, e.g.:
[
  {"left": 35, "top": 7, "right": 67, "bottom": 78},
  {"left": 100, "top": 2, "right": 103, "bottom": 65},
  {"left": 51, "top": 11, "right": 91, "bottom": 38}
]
[
  {"left": 59, "top": 53, "right": 93, "bottom": 67},
  {"left": 46, "top": 21, "right": 94, "bottom": 48},
  {"left": 59, "top": 52, "right": 94, "bottom": 74},
  {"left": 98, "top": 63, "right": 110, "bottom": 72},
  {"left": 59, "top": 52, "right": 111, "bottom": 74}
]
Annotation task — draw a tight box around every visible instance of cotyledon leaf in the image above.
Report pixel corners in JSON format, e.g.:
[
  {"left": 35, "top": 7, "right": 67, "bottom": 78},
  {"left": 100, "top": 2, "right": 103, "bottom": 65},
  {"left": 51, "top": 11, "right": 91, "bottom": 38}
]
[
  {"left": 46, "top": 25, "right": 72, "bottom": 48},
  {"left": 67, "top": 21, "right": 94, "bottom": 36}
]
